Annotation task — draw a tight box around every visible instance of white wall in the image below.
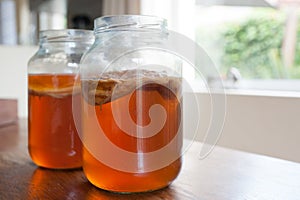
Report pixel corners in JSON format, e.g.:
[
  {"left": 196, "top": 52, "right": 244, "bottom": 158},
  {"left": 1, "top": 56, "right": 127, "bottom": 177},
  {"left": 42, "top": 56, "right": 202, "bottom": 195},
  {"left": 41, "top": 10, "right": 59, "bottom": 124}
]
[
  {"left": 194, "top": 92, "right": 300, "bottom": 163},
  {"left": 0, "top": 45, "right": 37, "bottom": 117},
  {"left": 0, "top": 45, "right": 299, "bottom": 163}
]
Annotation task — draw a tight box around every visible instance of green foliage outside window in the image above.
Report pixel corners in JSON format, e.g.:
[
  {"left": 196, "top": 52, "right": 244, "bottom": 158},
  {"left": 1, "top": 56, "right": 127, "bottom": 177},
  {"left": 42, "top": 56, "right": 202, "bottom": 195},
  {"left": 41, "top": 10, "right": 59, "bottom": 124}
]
[
  {"left": 197, "top": 9, "right": 300, "bottom": 79},
  {"left": 221, "top": 17, "right": 284, "bottom": 78}
]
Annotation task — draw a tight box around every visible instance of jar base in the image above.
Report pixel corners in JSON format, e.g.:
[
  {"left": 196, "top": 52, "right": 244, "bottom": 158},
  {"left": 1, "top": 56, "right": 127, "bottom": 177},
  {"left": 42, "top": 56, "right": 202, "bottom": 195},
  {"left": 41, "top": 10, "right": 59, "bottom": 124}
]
[
  {"left": 34, "top": 164, "right": 83, "bottom": 170},
  {"left": 87, "top": 177, "right": 172, "bottom": 194}
]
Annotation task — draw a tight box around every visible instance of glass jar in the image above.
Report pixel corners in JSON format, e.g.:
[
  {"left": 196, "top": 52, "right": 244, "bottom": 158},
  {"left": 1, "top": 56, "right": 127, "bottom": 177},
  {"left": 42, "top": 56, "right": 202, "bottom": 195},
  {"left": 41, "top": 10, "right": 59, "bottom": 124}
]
[
  {"left": 28, "top": 29, "right": 94, "bottom": 169},
  {"left": 80, "top": 15, "right": 183, "bottom": 193}
]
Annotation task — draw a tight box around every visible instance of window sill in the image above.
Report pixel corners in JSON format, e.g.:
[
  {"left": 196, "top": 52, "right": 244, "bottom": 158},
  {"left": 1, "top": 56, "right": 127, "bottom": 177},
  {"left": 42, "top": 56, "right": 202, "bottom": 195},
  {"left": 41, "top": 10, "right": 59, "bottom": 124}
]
[
  {"left": 224, "top": 79, "right": 300, "bottom": 98},
  {"left": 223, "top": 89, "right": 300, "bottom": 98},
  {"left": 188, "top": 79, "right": 300, "bottom": 98}
]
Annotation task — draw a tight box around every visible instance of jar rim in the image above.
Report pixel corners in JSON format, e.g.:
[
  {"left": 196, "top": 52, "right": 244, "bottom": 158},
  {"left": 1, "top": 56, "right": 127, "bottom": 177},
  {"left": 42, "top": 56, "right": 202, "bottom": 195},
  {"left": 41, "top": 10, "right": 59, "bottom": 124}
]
[
  {"left": 39, "top": 29, "right": 94, "bottom": 43},
  {"left": 94, "top": 15, "right": 167, "bottom": 33}
]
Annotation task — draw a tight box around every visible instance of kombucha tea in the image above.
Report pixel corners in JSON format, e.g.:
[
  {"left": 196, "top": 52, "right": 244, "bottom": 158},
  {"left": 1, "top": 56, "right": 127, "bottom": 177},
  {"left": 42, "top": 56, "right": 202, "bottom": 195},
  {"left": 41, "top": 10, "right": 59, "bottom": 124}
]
[
  {"left": 28, "top": 74, "right": 82, "bottom": 169},
  {"left": 81, "top": 70, "right": 182, "bottom": 192}
]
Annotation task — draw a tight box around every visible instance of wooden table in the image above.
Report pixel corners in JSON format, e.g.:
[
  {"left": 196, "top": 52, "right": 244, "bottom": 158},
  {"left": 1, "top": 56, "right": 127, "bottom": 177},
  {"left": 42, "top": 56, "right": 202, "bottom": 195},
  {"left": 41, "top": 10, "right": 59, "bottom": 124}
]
[{"left": 1, "top": 119, "right": 300, "bottom": 200}]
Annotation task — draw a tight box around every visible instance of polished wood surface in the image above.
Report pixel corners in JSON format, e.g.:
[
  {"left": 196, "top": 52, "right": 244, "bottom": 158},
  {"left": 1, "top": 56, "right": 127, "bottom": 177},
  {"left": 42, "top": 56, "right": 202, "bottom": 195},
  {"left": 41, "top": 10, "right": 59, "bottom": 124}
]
[
  {"left": 0, "top": 99, "right": 17, "bottom": 127},
  {"left": 1, "top": 119, "right": 300, "bottom": 199}
]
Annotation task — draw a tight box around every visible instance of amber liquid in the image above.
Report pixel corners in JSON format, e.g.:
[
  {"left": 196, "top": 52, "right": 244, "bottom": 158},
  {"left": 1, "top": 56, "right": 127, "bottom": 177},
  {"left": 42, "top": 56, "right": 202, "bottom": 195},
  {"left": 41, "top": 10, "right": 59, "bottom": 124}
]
[
  {"left": 82, "top": 79, "right": 182, "bottom": 193},
  {"left": 28, "top": 74, "right": 82, "bottom": 169}
]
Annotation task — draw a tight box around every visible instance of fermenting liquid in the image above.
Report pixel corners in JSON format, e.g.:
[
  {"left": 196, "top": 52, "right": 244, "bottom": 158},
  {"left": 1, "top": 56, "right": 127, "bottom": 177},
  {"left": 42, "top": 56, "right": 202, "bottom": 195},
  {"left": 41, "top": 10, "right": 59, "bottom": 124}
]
[
  {"left": 28, "top": 74, "right": 82, "bottom": 169},
  {"left": 81, "top": 70, "right": 182, "bottom": 192}
]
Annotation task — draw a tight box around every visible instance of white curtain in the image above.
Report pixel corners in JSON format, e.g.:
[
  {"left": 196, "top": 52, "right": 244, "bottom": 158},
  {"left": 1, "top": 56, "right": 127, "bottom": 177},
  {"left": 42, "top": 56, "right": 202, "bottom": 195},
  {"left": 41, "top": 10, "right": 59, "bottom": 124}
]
[
  {"left": 102, "top": 0, "right": 141, "bottom": 15},
  {"left": 0, "top": 0, "right": 17, "bottom": 45}
]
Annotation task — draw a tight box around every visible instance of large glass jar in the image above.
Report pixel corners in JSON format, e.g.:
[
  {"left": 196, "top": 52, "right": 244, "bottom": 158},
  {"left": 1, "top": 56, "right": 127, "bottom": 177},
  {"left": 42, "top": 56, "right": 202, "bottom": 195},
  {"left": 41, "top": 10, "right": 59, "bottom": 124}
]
[
  {"left": 80, "top": 15, "right": 183, "bottom": 193},
  {"left": 28, "top": 29, "right": 94, "bottom": 169}
]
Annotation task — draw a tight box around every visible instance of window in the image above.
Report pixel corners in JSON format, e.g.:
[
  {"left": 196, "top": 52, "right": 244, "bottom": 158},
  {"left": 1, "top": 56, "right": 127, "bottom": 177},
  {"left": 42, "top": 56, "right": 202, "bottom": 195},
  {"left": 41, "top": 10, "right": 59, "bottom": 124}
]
[
  {"left": 141, "top": 0, "right": 300, "bottom": 92},
  {"left": 195, "top": 0, "right": 300, "bottom": 92}
]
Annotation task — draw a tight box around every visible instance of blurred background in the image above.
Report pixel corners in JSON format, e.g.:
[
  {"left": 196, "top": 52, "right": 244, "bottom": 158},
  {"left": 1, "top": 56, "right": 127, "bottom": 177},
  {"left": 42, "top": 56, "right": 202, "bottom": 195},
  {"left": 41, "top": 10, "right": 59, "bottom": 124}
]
[
  {"left": 2, "top": 0, "right": 300, "bottom": 82},
  {"left": 0, "top": 0, "right": 193, "bottom": 45}
]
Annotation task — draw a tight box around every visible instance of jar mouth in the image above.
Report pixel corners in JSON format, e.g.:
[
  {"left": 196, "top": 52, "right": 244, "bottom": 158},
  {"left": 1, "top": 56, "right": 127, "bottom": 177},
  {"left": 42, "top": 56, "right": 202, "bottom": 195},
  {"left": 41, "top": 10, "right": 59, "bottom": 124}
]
[
  {"left": 39, "top": 29, "right": 94, "bottom": 43},
  {"left": 94, "top": 15, "right": 167, "bottom": 33}
]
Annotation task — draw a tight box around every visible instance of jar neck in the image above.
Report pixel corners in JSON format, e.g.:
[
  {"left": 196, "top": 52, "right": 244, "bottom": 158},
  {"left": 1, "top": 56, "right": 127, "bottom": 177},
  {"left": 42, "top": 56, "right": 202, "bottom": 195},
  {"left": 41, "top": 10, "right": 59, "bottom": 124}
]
[
  {"left": 93, "top": 15, "right": 168, "bottom": 47},
  {"left": 39, "top": 29, "right": 94, "bottom": 51},
  {"left": 94, "top": 15, "right": 168, "bottom": 35}
]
